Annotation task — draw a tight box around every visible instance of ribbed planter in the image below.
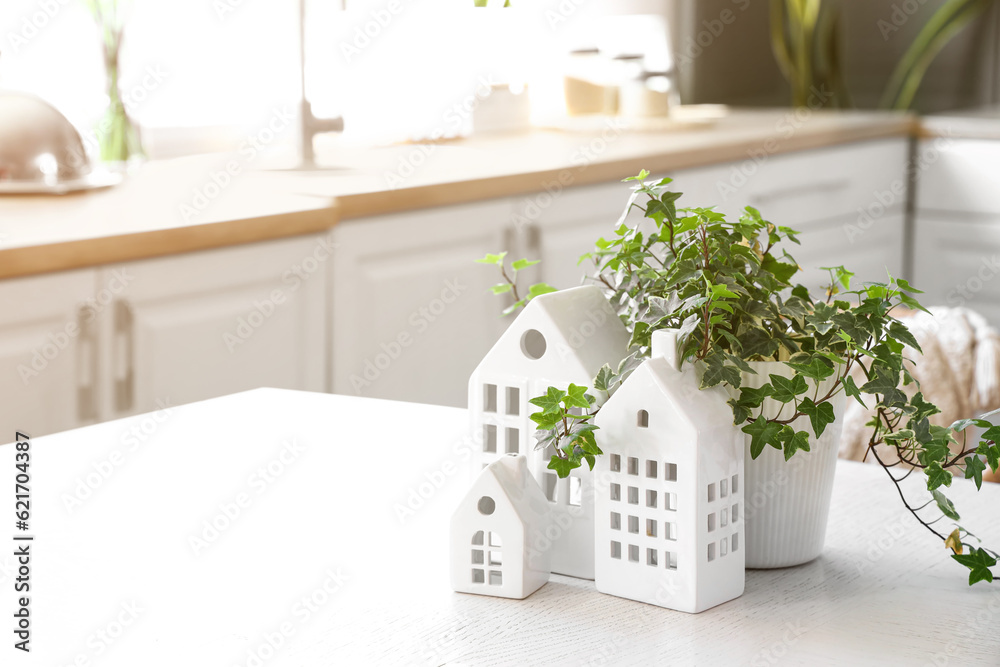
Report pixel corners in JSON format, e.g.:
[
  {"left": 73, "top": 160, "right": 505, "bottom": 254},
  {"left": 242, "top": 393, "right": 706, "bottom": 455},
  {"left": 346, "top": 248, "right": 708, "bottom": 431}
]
[{"left": 739, "top": 361, "right": 845, "bottom": 569}]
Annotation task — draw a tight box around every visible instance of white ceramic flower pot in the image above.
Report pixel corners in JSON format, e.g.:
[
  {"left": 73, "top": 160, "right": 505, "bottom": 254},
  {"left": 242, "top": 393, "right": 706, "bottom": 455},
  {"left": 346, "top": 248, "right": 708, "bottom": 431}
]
[{"left": 739, "top": 361, "right": 845, "bottom": 569}]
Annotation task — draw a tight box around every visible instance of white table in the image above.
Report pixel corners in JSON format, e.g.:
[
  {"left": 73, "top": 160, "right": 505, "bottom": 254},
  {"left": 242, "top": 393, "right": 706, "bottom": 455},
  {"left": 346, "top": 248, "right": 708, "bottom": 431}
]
[{"left": 4, "top": 388, "right": 999, "bottom": 666}]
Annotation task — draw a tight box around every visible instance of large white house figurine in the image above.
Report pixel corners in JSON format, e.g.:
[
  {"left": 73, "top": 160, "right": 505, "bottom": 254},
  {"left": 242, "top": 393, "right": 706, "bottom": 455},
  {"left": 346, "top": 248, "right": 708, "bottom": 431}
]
[
  {"left": 451, "top": 455, "right": 552, "bottom": 599},
  {"left": 593, "top": 330, "right": 745, "bottom": 613},
  {"left": 468, "top": 285, "right": 629, "bottom": 579}
]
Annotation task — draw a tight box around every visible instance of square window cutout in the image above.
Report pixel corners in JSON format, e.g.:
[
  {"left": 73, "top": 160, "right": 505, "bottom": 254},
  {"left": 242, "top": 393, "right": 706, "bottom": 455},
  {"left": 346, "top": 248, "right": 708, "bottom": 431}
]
[
  {"left": 611, "top": 512, "right": 621, "bottom": 530},
  {"left": 628, "top": 515, "right": 639, "bottom": 534},
  {"left": 628, "top": 544, "right": 639, "bottom": 562},
  {"left": 627, "top": 457, "right": 639, "bottom": 475},
  {"left": 611, "top": 541, "right": 622, "bottom": 559},
  {"left": 628, "top": 487, "right": 639, "bottom": 504},
  {"left": 611, "top": 483, "right": 621, "bottom": 501},
  {"left": 472, "top": 569, "right": 485, "bottom": 583},
  {"left": 489, "top": 571, "right": 503, "bottom": 586},
  {"left": 610, "top": 454, "right": 621, "bottom": 472}
]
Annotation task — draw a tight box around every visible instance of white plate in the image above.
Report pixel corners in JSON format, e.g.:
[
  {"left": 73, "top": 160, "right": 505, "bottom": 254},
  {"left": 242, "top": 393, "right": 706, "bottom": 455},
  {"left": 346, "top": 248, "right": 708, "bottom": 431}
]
[{"left": 0, "top": 169, "right": 123, "bottom": 195}]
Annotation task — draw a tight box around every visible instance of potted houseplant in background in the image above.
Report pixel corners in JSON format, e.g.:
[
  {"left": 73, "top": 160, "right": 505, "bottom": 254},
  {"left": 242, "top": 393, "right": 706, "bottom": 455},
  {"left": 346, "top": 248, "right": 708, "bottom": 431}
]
[
  {"left": 480, "top": 170, "right": 1000, "bottom": 584},
  {"left": 84, "top": 0, "right": 144, "bottom": 171}
]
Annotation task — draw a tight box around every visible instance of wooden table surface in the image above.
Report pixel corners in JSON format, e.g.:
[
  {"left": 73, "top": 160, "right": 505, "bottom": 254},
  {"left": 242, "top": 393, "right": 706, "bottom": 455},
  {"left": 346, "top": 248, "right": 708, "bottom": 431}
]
[{"left": 3, "top": 388, "right": 998, "bottom": 666}]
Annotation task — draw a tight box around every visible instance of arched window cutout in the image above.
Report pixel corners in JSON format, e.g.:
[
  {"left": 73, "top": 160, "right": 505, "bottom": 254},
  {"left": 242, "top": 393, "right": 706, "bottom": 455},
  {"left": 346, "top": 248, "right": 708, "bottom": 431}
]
[{"left": 637, "top": 409, "right": 649, "bottom": 428}]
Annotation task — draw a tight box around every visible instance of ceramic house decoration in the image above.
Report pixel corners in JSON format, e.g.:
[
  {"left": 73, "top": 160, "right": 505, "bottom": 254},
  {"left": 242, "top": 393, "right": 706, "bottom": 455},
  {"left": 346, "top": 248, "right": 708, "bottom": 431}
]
[
  {"left": 469, "top": 285, "right": 630, "bottom": 580},
  {"left": 451, "top": 455, "right": 553, "bottom": 599},
  {"left": 593, "top": 330, "right": 745, "bottom": 613}
]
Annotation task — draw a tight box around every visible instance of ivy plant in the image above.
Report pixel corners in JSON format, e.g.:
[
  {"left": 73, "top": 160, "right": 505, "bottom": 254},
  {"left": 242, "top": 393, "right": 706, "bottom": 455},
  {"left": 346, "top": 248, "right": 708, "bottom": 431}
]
[{"left": 479, "top": 170, "right": 1000, "bottom": 586}]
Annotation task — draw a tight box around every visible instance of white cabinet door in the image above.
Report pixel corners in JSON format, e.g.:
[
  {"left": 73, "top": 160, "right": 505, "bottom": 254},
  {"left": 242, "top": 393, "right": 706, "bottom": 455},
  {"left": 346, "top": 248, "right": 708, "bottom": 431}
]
[
  {"left": 0, "top": 270, "right": 98, "bottom": 439},
  {"left": 98, "top": 235, "right": 328, "bottom": 419},
  {"left": 792, "top": 213, "right": 907, "bottom": 297},
  {"left": 916, "top": 139, "right": 1000, "bottom": 215},
  {"left": 331, "top": 200, "right": 512, "bottom": 408},
  {"left": 526, "top": 181, "right": 633, "bottom": 290},
  {"left": 674, "top": 138, "right": 909, "bottom": 226},
  {"left": 913, "top": 212, "right": 1000, "bottom": 326}
]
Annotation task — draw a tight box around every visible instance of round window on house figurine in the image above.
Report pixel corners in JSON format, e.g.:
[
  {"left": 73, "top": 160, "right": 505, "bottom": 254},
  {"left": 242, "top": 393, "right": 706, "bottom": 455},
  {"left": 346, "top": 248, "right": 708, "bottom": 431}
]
[{"left": 520, "top": 329, "right": 546, "bottom": 359}]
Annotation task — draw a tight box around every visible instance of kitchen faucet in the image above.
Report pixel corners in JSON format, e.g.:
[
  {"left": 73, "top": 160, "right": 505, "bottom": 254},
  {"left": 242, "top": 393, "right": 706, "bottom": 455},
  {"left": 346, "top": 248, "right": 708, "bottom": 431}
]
[{"left": 298, "top": 0, "right": 344, "bottom": 168}]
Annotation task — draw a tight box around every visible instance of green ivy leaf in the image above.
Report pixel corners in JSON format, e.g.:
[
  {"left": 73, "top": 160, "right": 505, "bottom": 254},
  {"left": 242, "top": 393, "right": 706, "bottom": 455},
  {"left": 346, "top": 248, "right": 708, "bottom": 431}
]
[
  {"left": 511, "top": 258, "right": 540, "bottom": 272},
  {"left": 702, "top": 353, "right": 741, "bottom": 389},
  {"left": 797, "top": 397, "right": 837, "bottom": 438},
  {"left": 490, "top": 283, "right": 512, "bottom": 295},
  {"left": 952, "top": 548, "right": 997, "bottom": 585},
  {"left": 769, "top": 374, "right": 808, "bottom": 402},
  {"left": 527, "top": 283, "right": 558, "bottom": 299},
  {"left": 563, "top": 384, "right": 592, "bottom": 410},
  {"left": 964, "top": 456, "right": 987, "bottom": 490},
  {"left": 743, "top": 416, "right": 784, "bottom": 459},
  {"left": 926, "top": 462, "right": 953, "bottom": 491},
  {"left": 547, "top": 456, "right": 579, "bottom": 478},
  {"left": 529, "top": 387, "right": 566, "bottom": 414},
  {"left": 932, "top": 488, "right": 960, "bottom": 521},
  {"left": 781, "top": 427, "right": 811, "bottom": 461},
  {"left": 841, "top": 375, "right": 867, "bottom": 408},
  {"left": 475, "top": 252, "right": 507, "bottom": 265},
  {"left": 977, "top": 440, "right": 1000, "bottom": 472},
  {"left": 785, "top": 357, "right": 835, "bottom": 381}
]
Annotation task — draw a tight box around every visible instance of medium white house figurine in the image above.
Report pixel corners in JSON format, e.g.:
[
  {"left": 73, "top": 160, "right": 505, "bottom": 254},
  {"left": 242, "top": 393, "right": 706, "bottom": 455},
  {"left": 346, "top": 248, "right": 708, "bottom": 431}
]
[
  {"left": 593, "top": 330, "right": 745, "bottom": 613},
  {"left": 468, "top": 285, "right": 630, "bottom": 579},
  {"left": 451, "top": 455, "right": 552, "bottom": 599}
]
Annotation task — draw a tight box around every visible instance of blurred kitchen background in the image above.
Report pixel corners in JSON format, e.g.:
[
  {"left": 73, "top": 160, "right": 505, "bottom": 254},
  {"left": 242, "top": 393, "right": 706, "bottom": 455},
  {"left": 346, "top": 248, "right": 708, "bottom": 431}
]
[{"left": 1, "top": 0, "right": 999, "bottom": 439}]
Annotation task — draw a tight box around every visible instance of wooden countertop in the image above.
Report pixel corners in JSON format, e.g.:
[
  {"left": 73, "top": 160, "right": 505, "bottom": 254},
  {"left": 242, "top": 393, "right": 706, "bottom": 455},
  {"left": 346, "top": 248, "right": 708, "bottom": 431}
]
[
  {"left": 10, "top": 387, "right": 1000, "bottom": 666},
  {"left": 0, "top": 109, "right": 915, "bottom": 279}
]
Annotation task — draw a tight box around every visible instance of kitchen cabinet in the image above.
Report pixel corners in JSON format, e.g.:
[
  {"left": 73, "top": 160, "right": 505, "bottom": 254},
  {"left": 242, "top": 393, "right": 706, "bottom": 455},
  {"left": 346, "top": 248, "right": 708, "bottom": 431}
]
[
  {"left": 97, "top": 235, "right": 328, "bottom": 420},
  {"left": 0, "top": 236, "right": 328, "bottom": 438},
  {"left": 0, "top": 269, "right": 98, "bottom": 439},
  {"left": 914, "top": 138, "right": 1000, "bottom": 325},
  {"left": 521, "top": 181, "right": 633, "bottom": 291},
  {"left": 331, "top": 200, "right": 512, "bottom": 408}
]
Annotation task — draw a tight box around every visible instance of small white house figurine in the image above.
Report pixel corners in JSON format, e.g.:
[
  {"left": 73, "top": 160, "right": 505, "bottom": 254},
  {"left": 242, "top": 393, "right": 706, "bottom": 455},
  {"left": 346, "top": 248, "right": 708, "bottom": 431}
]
[
  {"left": 468, "top": 285, "right": 630, "bottom": 580},
  {"left": 451, "top": 455, "right": 552, "bottom": 599},
  {"left": 593, "top": 330, "right": 745, "bottom": 613}
]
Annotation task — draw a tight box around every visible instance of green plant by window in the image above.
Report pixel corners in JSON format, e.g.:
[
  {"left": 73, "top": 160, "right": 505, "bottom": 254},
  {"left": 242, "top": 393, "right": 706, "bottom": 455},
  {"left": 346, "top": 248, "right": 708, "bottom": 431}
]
[{"left": 479, "top": 170, "right": 1000, "bottom": 585}]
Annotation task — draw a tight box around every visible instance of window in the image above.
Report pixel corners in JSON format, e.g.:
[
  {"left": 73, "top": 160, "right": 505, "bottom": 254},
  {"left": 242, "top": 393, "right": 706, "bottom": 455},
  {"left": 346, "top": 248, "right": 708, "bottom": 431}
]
[
  {"left": 646, "top": 548, "right": 658, "bottom": 567},
  {"left": 665, "top": 551, "right": 678, "bottom": 570},
  {"left": 720, "top": 537, "right": 728, "bottom": 557},
  {"left": 610, "top": 483, "right": 621, "bottom": 502},
  {"left": 478, "top": 497, "right": 496, "bottom": 515},
  {"left": 568, "top": 476, "right": 583, "bottom": 507},
  {"left": 520, "top": 329, "right": 546, "bottom": 359},
  {"left": 474, "top": 530, "right": 502, "bottom": 586},
  {"left": 628, "top": 515, "right": 639, "bottom": 534},
  {"left": 610, "top": 454, "right": 621, "bottom": 473},
  {"left": 611, "top": 512, "right": 621, "bottom": 530},
  {"left": 708, "top": 543, "right": 716, "bottom": 562},
  {"left": 707, "top": 483, "right": 716, "bottom": 503},
  {"left": 664, "top": 521, "right": 677, "bottom": 541},
  {"left": 483, "top": 384, "right": 497, "bottom": 412},
  {"left": 732, "top": 474, "right": 739, "bottom": 494},
  {"left": 628, "top": 544, "right": 639, "bottom": 562},
  {"left": 708, "top": 513, "right": 716, "bottom": 532},
  {"left": 543, "top": 473, "right": 558, "bottom": 503},
  {"left": 483, "top": 424, "right": 497, "bottom": 453},
  {"left": 732, "top": 503, "right": 739, "bottom": 522},
  {"left": 646, "top": 518, "right": 657, "bottom": 537},
  {"left": 664, "top": 462, "right": 677, "bottom": 482},
  {"left": 627, "top": 457, "right": 639, "bottom": 475},
  {"left": 611, "top": 541, "right": 622, "bottom": 559},
  {"left": 720, "top": 478, "right": 728, "bottom": 498},
  {"left": 732, "top": 532, "right": 740, "bottom": 552},
  {"left": 637, "top": 409, "right": 649, "bottom": 428},
  {"left": 505, "top": 427, "right": 519, "bottom": 454},
  {"left": 505, "top": 387, "right": 519, "bottom": 416},
  {"left": 664, "top": 492, "right": 677, "bottom": 511},
  {"left": 646, "top": 489, "right": 657, "bottom": 509},
  {"left": 628, "top": 486, "right": 639, "bottom": 505},
  {"left": 645, "top": 460, "right": 657, "bottom": 478},
  {"left": 721, "top": 508, "right": 729, "bottom": 527}
]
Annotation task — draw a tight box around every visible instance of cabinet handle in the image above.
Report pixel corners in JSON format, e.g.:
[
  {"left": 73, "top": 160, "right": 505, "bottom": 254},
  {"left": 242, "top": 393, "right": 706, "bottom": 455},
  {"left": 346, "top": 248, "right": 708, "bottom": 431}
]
[
  {"left": 114, "top": 300, "right": 135, "bottom": 413},
  {"left": 76, "top": 305, "right": 98, "bottom": 422},
  {"left": 747, "top": 179, "right": 851, "bottom": 207}
]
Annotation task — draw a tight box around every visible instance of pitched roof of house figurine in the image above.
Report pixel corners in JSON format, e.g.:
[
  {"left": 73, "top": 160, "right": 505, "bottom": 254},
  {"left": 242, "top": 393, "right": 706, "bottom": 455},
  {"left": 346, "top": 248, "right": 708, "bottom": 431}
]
[
  {"left": 593, "top": 330, "right": 745, "bottom": 614},
  {"left": 471, "top": 285, "right": 630, "bottom": 393},
  {"left": 468, "top": 285, "right": 630, "bottom": 581},
  {"left": 451, "top": 455, "right": 552, "bottom": 600}
]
